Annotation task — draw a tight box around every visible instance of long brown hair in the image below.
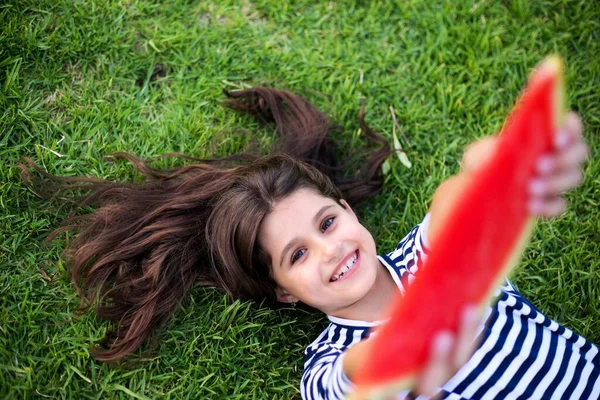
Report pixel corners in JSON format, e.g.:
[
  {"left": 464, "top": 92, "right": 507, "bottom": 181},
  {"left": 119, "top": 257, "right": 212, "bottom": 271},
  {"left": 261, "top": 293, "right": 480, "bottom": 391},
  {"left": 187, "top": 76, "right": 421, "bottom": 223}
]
[{"left": 19, "top": 87, "right": 391, "bottom": 362}]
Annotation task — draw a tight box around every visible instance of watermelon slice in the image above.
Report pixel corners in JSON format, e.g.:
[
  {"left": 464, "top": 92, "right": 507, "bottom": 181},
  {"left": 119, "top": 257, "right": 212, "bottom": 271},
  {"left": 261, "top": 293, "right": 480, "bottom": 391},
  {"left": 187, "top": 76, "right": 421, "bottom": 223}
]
[{"left": 351, "top": 56, "right": 565, "bottom": 399}]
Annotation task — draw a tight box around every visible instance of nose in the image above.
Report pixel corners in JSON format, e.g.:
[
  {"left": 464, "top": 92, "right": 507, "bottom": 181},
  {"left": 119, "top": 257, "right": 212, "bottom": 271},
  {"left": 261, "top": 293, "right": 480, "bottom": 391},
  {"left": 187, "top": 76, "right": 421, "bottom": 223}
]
[{"left": 318, "top": 238, "right": 342, "bottom": 264}]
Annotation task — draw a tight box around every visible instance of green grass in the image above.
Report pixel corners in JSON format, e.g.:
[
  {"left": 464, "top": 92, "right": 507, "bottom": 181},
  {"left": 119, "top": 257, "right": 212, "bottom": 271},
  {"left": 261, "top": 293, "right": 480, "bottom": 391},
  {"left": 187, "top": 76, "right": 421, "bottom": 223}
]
[{"left": 1, "top": 0, "right": 599, "bottom": 398}]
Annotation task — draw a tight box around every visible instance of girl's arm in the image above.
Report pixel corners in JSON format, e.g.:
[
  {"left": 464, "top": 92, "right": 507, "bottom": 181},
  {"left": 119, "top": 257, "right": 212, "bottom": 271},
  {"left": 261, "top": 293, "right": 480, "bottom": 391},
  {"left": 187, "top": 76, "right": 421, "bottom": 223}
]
[{"left": 428, "top": 112, "right": 588, "bottom": 246}]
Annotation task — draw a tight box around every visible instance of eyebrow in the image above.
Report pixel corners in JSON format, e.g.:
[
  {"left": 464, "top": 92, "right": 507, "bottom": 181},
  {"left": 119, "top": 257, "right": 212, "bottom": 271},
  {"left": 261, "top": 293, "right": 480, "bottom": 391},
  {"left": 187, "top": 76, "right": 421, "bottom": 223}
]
[{"left": 278, "top": 204, "right": 336, "bottom": 267}]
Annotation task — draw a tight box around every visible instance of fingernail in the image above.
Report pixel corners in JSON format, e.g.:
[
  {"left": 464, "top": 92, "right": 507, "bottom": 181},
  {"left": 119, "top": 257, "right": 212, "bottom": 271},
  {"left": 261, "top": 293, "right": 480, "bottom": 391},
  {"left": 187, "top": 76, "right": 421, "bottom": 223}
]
[
  {"left": 434, "top": 331, "right": 453, "bottom": 354},
  {"left": 463, "top": 305, "right": 479, "bottom": 324},
  {"left": 537, "top": 156, "right": 554, "bottom": 174},
  {"left": 529, "top": 180, "right": 545, "bottom": 195},
  {"left": 555, "top": 130, "right": 570, "bottom": 149},
  {"left": 528, "top": 200, "right": 543, "bottom": 215},
  {"left": 557, "top": 199, "right": 567, "bottom": 216}
]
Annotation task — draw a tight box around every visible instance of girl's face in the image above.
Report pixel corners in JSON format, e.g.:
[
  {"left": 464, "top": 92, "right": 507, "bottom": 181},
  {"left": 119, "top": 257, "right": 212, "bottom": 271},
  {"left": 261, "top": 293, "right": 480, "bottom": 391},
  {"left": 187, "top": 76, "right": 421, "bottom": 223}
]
[{"left": 259, "top": 188, "right": 381, "bottom": 317}]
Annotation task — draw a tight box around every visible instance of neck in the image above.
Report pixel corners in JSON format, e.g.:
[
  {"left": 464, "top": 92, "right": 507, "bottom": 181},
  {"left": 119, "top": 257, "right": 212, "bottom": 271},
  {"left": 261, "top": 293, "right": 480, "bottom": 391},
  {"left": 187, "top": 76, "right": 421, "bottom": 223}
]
[{"left": 329, "top": 260, "right": 398, "bottom": 322}]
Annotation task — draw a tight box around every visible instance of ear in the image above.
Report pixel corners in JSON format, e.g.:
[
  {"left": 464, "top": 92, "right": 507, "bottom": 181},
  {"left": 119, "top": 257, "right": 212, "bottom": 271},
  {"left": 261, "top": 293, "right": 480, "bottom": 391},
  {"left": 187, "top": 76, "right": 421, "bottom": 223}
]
[
  {"left": 340, "top": 199, "right": 356, "bottom": 218},
  {"left": 275, "top": 286, "right": 300, "bottom": 304}
]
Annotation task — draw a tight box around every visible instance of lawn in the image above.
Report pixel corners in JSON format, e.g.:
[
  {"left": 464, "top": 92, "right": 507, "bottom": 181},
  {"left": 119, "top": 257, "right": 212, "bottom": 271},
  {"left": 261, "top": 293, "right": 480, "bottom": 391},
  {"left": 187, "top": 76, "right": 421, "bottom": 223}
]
[{"left": 1, "top": 0, "right": 599, "bottom": 398}]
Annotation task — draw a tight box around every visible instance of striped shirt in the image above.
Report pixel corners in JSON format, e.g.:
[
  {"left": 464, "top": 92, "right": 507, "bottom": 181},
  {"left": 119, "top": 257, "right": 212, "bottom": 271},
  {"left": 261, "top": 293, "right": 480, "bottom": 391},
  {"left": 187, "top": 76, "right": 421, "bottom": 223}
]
[{"left": 300, "top": 215, "right": 600, "bottom": 399}]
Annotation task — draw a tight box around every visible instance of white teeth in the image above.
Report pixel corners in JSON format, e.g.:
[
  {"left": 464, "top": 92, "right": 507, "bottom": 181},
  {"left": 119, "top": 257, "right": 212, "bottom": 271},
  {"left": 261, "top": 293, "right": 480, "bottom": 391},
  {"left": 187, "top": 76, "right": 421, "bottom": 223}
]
[{"left": 331, "top": 253, "right": 358, "bottom": 282}]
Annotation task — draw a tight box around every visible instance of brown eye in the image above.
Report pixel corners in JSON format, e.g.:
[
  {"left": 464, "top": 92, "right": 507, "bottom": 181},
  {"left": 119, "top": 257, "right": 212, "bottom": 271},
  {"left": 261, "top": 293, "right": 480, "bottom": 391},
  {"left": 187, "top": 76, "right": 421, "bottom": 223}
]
[
  {"left": 291, "top": 248, "right": 306, "bottom": 264},
  {"left": 321, "top": 217, "right": 334, "bottom": 232}
]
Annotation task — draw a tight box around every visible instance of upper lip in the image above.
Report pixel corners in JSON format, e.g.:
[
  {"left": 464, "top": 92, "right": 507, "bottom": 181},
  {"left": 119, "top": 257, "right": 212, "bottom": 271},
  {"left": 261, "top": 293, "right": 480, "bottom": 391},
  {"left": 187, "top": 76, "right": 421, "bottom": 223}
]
[{"left": 330, "top": 250, "right": 357, "bottom": 281}]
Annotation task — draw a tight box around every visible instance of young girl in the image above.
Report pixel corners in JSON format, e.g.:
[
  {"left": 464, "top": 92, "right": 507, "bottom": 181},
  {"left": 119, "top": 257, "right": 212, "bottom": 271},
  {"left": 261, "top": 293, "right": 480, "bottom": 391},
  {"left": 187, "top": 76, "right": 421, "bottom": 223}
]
[{"left": 21, "top": 87, "right": 596, "bottom": 399}]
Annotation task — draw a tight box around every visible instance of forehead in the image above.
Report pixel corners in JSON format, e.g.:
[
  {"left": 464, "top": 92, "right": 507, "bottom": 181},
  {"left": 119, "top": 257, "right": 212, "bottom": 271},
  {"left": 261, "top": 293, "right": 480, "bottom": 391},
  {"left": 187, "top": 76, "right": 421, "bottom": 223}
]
[
  {"left": 265, "top": 188, "right": 337, "bottom": 228},
  {"left": 259, "top": 189, "right": 338, "bottom": 252}
]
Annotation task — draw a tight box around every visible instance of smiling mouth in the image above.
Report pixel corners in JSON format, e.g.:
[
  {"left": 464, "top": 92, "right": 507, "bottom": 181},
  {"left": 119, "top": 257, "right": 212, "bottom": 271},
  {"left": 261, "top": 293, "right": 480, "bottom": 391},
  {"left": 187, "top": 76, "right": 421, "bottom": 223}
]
[{"left": 330, "top": 250, "right": 359, "bottom": 282}]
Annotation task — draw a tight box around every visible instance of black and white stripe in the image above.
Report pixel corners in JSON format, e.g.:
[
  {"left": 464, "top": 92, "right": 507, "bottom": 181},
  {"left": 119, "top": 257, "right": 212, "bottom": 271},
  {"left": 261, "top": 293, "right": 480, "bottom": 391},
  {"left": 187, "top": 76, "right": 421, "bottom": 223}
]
[{"left": 300, "top": 217, "right": 600, "bottom": 399}]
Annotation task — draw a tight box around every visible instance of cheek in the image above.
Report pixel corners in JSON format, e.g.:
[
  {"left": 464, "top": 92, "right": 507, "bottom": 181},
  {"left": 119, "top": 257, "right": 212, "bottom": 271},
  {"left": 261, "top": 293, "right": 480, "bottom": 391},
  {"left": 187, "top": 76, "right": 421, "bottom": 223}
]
[
  {"left": 271, "top": 261, "right": 313, "bottom": 289},
  {"left": 355, "top": 224, "right": 375, "bottom": 246},
  {"left": 289, "top": 259, "right": 329, "bottom": 291},
  {"left": 293, "top": 263, "right": 323, "bottom": 287},
  {"left": 270, "top": 266, "right": 289, "bottom": 290}
]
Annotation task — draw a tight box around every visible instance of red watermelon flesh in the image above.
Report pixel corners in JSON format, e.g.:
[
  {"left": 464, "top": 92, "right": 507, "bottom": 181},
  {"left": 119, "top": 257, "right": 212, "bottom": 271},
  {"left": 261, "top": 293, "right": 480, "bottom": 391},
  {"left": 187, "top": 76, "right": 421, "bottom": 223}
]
[{"left": 351, "top": 56, "right": 564, "bottom": 399}]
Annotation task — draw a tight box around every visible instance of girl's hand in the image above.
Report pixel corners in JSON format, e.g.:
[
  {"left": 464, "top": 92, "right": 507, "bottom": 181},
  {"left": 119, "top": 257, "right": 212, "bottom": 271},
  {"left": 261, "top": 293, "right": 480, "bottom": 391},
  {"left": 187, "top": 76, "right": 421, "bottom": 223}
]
[
  {"left": 427, "top": 111, "right": 588, "bottom": 274},
  {"left": 344, "top": 307, "right": 481, "bottom": 399},
  {"left": 415, "top": 306, "right": 481, "bottom": 398},
  {"left": 527, "top": 112, "right": 588, "bottom": 217},
  {"left": 461, "top": 111, "right": 588, "bottom": 218}
]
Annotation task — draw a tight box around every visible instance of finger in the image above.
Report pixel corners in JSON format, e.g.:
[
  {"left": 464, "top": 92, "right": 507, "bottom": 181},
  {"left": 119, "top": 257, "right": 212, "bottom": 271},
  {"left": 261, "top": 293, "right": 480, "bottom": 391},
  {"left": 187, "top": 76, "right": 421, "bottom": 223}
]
[
  {"left": 416, "top": 332, "right": 453, "bottom": 397},
  {"left": 565, "top": 112, "right": 584, "bottom": 139},
  {"left": 555, "top": 112, "right": 583, "bottom": 149},
  {"left": 461, "top": 136, "right": 498, "bottom": 173},
  {"left": 453, "top": 306, "right": 480, "bottom": 368},
  {"left": 536, "top": 141, "right": 589, "bottom": 175},
  {"left": 528, "top": 197, "right": 567, "bottom": 217},
  {"left": 529, "top": 170, "right": 583, "bottom": 196}
]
